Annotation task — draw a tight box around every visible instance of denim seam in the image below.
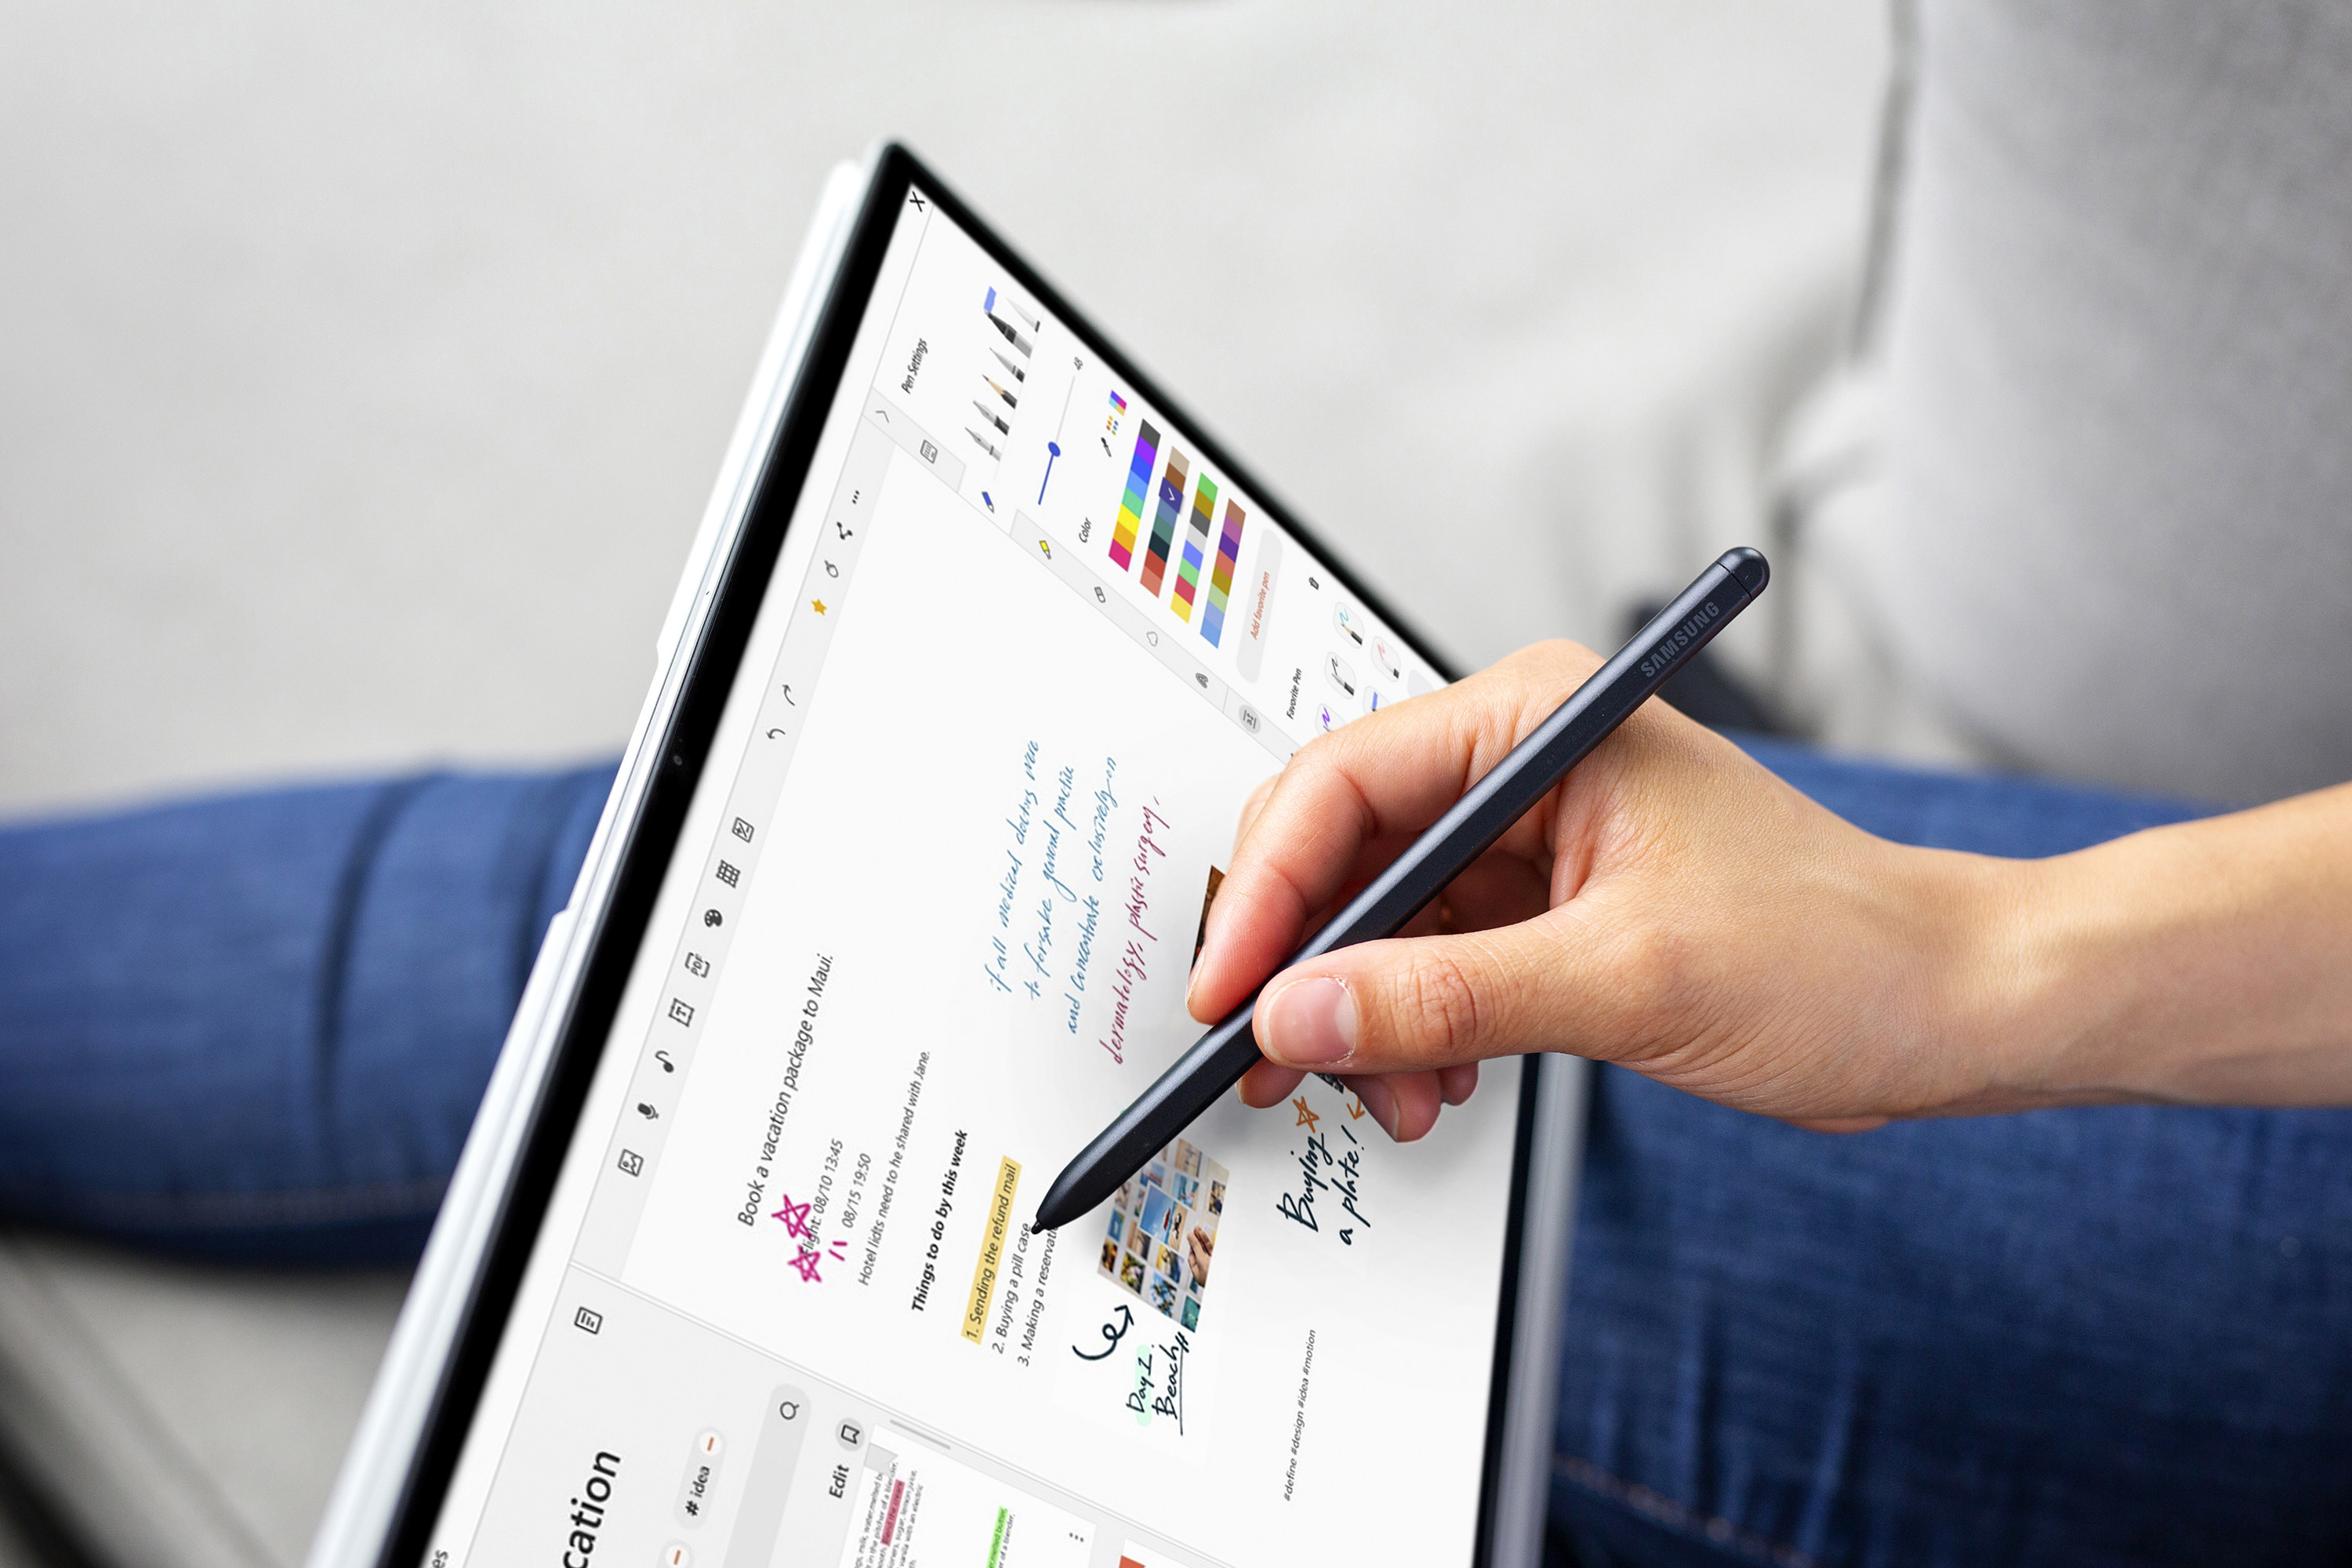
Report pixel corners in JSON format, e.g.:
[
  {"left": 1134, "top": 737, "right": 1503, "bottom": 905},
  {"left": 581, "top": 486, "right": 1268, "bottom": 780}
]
[
  {"left": 1555, "top": 1454, "right": 1821, "bottom": 1568},
  {"left": 311, "top": 775, "right": 434, "bottom": 1138}
]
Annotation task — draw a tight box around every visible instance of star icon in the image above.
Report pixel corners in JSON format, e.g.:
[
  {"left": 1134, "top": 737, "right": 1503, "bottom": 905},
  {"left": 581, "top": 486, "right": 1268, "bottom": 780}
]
[
  {"left": 1292, "top": 1096, "right": 1320, "bottom": 1131},
  {"left": 811, "top": 598, "right": 828, "bottom": 615}
]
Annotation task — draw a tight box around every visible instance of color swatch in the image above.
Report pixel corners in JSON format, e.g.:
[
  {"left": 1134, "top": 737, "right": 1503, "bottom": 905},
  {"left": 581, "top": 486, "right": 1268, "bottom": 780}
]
[
  {"left": 1201, "top": 500, "right": 1247, "bottom": 647},
  {"left": 1170, "top": 474, "right": 1218, "bottom": 624},
  {"left": 1109, "top": 421, "right": 1160, "bottom": 571},
  {"left": 1139, "top": 448, "right": 1189, "bottom": 598}
]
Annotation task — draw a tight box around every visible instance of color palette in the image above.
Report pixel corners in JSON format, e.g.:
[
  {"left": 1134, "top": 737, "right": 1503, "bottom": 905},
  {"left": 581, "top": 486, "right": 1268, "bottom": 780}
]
[
  {"left": 1108, "top": 421, "right": 1160, "bottom": 571},
  {"left": 1170, "top": 474, "right": 1218, "bottom": 623},
  {"left": 1200, "top": 500, "right": 1247, "bottom": 647},
  {"left": 1139, "top": 448, "right": 1189, "bottom": 598}
]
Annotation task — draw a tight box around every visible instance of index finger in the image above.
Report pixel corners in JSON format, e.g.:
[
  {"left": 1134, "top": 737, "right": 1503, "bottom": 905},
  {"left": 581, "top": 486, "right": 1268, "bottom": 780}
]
[{"left": 1188, "top": 640, "right": 1605, "bottom": 1022}]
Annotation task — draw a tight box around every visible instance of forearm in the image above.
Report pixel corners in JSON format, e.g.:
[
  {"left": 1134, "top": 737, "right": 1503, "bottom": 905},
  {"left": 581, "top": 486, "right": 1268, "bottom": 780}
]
[
  {"left": 1209, "top": 640, "right": 2352, "bottom": 1137},
  {"left": 1982, "top": 782, "right": 2352, "bottom": 1109}
]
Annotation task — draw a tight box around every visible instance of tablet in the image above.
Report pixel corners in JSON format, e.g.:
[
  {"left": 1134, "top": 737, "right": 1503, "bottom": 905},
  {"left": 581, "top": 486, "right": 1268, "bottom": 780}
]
[{"left": 310, "top": 143, "right": 1583, "bottom": 1568}]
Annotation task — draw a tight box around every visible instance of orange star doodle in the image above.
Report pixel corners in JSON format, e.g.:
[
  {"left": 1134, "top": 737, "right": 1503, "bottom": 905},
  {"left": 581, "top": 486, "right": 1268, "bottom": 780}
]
[
  {"left": 1291, "top": 1096, "right": 1319, "bottom": 1131},
  {"left": 811, "top": 598, "right": 828, "bottom": 615}
]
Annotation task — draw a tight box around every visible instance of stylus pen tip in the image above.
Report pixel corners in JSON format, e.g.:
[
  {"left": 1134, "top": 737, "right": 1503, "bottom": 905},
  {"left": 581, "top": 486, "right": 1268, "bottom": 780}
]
[{"left": 1032, "top": 1167, "right": 1092, "bottom": 1232}]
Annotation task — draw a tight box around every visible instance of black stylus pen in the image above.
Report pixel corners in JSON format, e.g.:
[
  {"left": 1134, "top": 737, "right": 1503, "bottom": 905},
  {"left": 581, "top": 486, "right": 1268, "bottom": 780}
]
[{"left": 1033, "top": 546, "right": 1769, "bottom": 1232}]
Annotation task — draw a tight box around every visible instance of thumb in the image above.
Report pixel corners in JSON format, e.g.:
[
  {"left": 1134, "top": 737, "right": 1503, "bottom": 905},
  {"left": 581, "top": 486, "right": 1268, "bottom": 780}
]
[{"left": 1253, "top": 919, "right": 1607, "bottom": 1076}]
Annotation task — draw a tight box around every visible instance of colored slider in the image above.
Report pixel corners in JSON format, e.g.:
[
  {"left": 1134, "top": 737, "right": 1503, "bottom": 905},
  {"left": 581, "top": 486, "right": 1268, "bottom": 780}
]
[
  {"left": 1138, "top": 448, "right": 1189, "bottom": 599},
  {"left": 1200, "top": 499, "right": 1247, "bottom": 647},
  {"left": 1108, "top": 421, "right": 1160, "bottom": 571},
  {"left": 1036, "top": 441, "right": 1062, "bottom": 506},
  {"left": 1170, "top": 473, "right": 1218, "bottom": 624}
]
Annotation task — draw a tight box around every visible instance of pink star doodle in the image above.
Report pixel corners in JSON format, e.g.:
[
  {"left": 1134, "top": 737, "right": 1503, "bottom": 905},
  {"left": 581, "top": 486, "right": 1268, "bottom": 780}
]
[
  {"left": 771, "top": 1194, "right": 812, "bottom": 1240},
  {"left": 786, "top": 1238, "right": 849, "bottom": 1283}
]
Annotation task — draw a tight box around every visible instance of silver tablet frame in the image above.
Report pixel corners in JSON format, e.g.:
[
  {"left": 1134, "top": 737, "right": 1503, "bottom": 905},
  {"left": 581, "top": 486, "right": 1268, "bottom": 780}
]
[{"left": 307, "top": 145, "right": 1583, "bottom": 1568}]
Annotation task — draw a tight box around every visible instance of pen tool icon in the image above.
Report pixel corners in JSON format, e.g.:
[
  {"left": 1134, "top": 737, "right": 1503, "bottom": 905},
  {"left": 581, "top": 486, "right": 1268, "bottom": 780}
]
[
  {"left": 983, "top": 289, "right": 1034, "bottom": 358},
  {"left": 997, "top": 291, "right": 1041, "bottom": 332}
]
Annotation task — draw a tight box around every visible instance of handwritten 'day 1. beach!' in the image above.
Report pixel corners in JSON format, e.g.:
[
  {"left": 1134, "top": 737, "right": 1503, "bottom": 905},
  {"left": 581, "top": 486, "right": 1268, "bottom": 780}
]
[{"left": 979, "top": 739, "right": 1171, "bottom": 1065}]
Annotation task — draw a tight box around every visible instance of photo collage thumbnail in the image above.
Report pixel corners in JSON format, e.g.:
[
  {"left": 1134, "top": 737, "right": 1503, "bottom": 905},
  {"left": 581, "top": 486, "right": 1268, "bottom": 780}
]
[{"left": 1096, "top": 1136, "right": 1226, "bottom": 1333}]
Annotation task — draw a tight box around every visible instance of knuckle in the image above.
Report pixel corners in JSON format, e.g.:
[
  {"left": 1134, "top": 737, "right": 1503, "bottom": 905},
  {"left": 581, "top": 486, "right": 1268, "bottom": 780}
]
[
  {"left": 1381, "top": 949, "right": 1487, "bottom": 1067},
  {"left": 1605, "top": 916, "right": 1697, "bottom": 1031}
]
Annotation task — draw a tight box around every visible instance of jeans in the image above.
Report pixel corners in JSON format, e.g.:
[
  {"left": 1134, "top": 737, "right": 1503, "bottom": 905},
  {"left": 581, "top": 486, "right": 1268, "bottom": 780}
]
[
  {"left": 1548, "top": 742, "right": 2352, "bottom": 1566},
  {"left": 0, "top": 767, "right": 610, "bottom": 1261},
  {"left": 2, "top": 745, "right": 2346, "bottom": 1563}
]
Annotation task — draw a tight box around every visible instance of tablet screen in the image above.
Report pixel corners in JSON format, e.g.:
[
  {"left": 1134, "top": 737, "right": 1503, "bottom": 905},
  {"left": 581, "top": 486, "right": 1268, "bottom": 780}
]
[{"left": 416, "top": 166, "right": 1532, "bottom": 1568}]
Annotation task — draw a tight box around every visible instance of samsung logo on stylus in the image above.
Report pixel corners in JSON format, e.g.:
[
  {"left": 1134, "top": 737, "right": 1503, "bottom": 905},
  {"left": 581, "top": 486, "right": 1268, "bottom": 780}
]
[{"left": 1638, "top": 601, "right": 1721, "bottom": 679}]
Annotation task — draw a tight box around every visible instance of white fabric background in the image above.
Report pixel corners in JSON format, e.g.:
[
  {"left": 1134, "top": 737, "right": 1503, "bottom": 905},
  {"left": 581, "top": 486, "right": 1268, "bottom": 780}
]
[
  {"left": 1817, "top": 0, "right": 2352, "bottom": 802},
  {"left": 0, "top": 1, "right": 1886, "bottom": 819},
  {"left": 0, "top": 13, "right": 1886, "bottom": 1566}
]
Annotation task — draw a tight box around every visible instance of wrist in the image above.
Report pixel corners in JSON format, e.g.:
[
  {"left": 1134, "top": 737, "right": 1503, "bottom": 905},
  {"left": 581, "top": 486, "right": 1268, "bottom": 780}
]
[
  {"left": 1947, "top": 805, "right": 2352, "bottom": 1112},
  {"left": 1909, "top": 847, "right": 2095, "bottom": 1116}
]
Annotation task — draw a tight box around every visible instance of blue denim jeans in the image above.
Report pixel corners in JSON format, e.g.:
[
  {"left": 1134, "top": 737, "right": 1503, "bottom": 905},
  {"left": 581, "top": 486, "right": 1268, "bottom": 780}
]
[
  {"left": 2, "top": 744, "right": 2346, "bottom": 1563},
  {"left": 0, "top": 767, "right": 611, "bottom": 1261},
  {"left": 1547, "top": 742, "right": 2352, "bottom": 1566}
]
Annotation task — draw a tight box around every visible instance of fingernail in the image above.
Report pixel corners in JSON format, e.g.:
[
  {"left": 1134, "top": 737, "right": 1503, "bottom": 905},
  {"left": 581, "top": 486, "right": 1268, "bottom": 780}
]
[
  {"left": 1188, "top": 909, "right": 1229, "bottom": 1011},
  {"left": 1199, "top": 895, "right": 1232, "bottom": 964},
  {"left": 1352, "top": 1076, "right": 1401, "bottom": 1140},
  {"left": 1261, "top": 977, "right": 1356, "bottom": 1066}
]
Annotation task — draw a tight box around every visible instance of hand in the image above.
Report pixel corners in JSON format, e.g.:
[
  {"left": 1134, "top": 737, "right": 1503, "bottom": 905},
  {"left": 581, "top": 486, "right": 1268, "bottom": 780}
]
[
  {"left": 1186, "top": 1225, "right": 1213, "bottom": 1285},
  {"left": 1186, "top": 641, "right": 2028, "bottom": 1142}
]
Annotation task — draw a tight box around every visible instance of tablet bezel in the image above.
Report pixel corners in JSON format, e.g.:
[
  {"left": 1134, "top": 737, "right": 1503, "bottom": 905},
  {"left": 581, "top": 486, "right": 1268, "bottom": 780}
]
[{"left": 368, "top": 142, "right": 1564, "bottom": 1568}]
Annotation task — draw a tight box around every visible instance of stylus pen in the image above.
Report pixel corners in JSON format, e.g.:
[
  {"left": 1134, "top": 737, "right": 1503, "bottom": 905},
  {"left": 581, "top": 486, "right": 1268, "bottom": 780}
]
[{"left": 1033, "top": 546, "right": 1769, "bottom": 1232}]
